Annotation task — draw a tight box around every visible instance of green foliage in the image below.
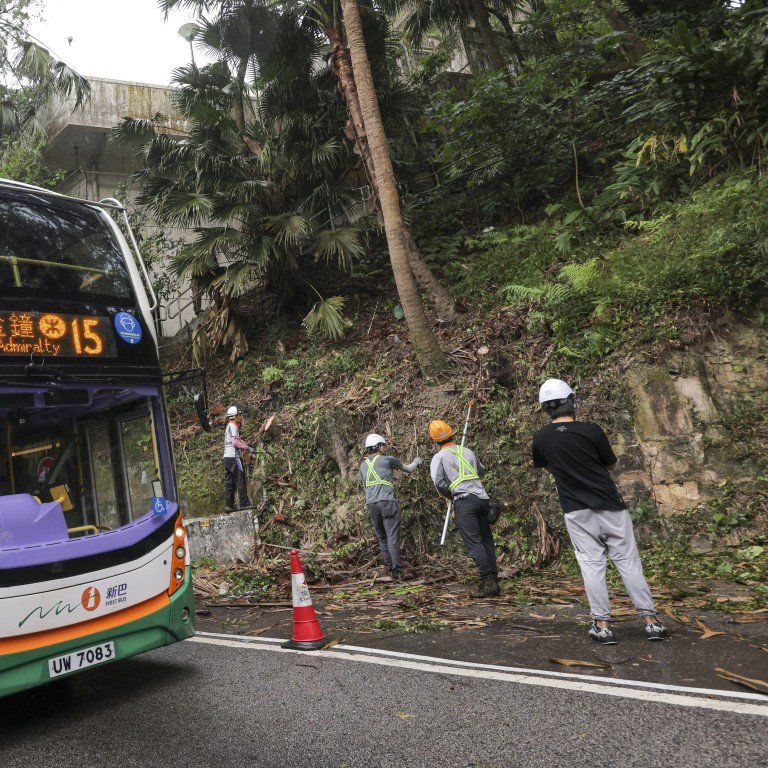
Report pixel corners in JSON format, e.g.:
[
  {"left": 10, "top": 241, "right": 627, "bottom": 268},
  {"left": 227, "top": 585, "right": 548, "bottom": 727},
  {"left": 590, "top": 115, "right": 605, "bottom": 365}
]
[
  {"left": 427, "top": 224, "right": 558, "bottom": 305},
  {"left": 227, "top": 570, "right": 273, "bottom": 595},
  {"left": 711, "top": 507, "right": 749, "bottom": 532},
  {"left": 303, "top": 296, "right": 350, "bottom": 340},
  {"left": 0, "top": 4, "right": 90, "bottom": 139},
  {"left": 419, "top": 72, "right": 573, "bottom": 219},
  {"left": 621, "top": 8, "right": 768, "bottom": 182},
  {"left": 369, "top": 617, "right": 449, "bottom": 633},
  {"left": 0, "top": 135, "right": 63, "bottom": 187},
  {"left": 502, "top": 172, "right": 768, "bottom": 364},
  {"left": 262, "top": 366, "right": 284, "bottom": 385}
]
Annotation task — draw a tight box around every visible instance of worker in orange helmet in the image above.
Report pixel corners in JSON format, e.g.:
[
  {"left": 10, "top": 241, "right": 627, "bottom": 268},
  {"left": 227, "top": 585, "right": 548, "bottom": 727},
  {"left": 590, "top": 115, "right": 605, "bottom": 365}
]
[{"left": 428, "top": 420, "right": 499, "bottom": 597}]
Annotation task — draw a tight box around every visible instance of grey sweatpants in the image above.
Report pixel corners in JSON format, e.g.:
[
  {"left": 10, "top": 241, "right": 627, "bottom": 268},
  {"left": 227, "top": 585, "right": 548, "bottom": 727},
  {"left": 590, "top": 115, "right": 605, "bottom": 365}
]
[{"left": 564, "top": 508, "right": 657, "bottom": 621}]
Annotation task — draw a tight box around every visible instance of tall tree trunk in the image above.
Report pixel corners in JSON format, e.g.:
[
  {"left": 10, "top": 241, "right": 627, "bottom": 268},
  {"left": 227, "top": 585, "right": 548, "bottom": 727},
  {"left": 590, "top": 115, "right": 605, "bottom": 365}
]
[
  {"left": 339, "top": 0, "right": 446, "bottom": 378},
  {"left": 232, "top": 56, "right": 261, "bottom": 156},
  {"left": 468, "top": 0, "right": 507, "bottom": 72},
  {"left": 488, "top": 7, "right": 525, "bottom": 72},
  {"left": 327, "top": 17, "right": 461, "bottom": 323},
  {"left": 593, "top": 0, "right": 650, "bottom": 62}
]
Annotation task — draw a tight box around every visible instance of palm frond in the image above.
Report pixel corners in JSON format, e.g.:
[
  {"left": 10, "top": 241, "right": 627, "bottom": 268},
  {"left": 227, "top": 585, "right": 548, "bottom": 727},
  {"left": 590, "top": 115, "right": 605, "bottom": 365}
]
[
  {"left": 302, "top": 295, "right": 349, "bottom": 340},
  {"left": 311, "top": 225, "right": 364, "bottom": 271},
  {"left": 263, "top": 213, "right": 311, "bottom": 247}
]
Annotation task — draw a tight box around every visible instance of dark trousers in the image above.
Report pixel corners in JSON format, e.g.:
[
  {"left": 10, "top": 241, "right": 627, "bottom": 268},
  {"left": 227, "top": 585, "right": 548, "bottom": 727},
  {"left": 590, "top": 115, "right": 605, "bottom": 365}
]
[
  {"left": 454, "top": 495, "right": 497, "bottom": 577},
  {"left": 368, "top": 500, "right": 403, "bottom": 571},
  {"left": 223, "top": 456, "right": 251, "bottom": 509}
]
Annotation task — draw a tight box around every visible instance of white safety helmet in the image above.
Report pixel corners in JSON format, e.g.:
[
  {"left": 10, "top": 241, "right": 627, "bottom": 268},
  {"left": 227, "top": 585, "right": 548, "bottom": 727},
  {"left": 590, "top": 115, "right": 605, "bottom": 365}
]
[
  {"left": 227, "top": 406, "right": 239, "bottom": 418},
  {"left": 538, "top": 378, "right": 574, "bottom": 404},
  {"left": 364, "top": 433, "right": 386, "bottom": 450}
]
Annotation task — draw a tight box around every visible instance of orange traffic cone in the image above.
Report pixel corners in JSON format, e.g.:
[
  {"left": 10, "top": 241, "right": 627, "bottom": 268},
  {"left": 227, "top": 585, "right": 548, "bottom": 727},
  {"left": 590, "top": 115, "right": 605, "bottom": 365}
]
[{"left": 282, "top": 549, "right": 328, "bottom": 650}]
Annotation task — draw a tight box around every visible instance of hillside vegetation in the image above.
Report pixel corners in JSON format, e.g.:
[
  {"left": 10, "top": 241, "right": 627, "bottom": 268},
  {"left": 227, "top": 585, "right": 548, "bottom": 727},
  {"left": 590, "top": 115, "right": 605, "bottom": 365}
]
[
  {"left": 146, "top": 1, "right": 768, "bottom": 604},
  {"left": 166, "top": 168, "right": 767, "bottom": 605}
]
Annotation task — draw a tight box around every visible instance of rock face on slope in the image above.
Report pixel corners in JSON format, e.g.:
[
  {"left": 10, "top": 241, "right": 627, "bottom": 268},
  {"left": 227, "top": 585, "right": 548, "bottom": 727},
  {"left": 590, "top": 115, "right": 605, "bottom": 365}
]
[{"left": 621, "top": 318, "right": 764, "bottom": 512}]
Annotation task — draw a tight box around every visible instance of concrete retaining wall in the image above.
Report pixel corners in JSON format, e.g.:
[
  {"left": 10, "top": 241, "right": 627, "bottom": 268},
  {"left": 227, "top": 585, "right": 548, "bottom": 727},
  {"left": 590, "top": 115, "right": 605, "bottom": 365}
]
[{"left": 186, "top": 510, "right": 260, "bottom": 565}]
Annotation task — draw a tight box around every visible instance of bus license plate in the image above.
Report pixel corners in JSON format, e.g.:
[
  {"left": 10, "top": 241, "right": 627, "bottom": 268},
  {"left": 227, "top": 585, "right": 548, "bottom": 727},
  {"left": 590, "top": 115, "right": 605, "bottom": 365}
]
[{"left": 48, "top": 642, "right": 115, "bottom": 678}]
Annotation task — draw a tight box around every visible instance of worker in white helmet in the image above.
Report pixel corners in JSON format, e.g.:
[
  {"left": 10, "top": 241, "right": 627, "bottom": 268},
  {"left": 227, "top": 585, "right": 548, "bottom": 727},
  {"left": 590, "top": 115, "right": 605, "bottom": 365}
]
[
  {"left": 223, "top": 406, "right": 254, "bottom": 513},
  {"left": 360, "top": 433, "right": 422, "bottom": 581},
  {"left": 532, "top": 379, "right": 668, "bottom": 645}
]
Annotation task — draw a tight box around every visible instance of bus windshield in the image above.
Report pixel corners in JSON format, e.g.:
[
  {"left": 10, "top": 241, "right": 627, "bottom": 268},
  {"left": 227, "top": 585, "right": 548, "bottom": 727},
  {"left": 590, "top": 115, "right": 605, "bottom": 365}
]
[
  {"left": 0, "top": 188, "right": 134, "bottom": 303},
  {"left": 0, "top": 386, "right": 167, "bottom": 531}
]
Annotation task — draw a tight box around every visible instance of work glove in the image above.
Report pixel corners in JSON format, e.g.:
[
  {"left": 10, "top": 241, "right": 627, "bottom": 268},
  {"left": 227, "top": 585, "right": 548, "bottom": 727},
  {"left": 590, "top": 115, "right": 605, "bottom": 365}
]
[{"left": 412, "top": 456, "right": 423, "bottom": 467}]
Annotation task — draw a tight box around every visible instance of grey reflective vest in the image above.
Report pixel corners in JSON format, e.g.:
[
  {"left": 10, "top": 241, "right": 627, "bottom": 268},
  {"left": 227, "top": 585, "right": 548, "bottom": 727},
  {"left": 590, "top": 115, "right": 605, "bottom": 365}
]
[
  {"left": 365, "top": 456, "right": 393, "bottom": 488},
  {"left": 446, "top": 446, "right": 480, "bottom": 492}
]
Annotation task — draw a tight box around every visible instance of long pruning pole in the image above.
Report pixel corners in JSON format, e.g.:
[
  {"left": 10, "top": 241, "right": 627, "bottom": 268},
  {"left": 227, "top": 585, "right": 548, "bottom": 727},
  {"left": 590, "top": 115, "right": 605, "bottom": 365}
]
[{"left": 440, "top": 400, "right": 473, "bottom": 546}]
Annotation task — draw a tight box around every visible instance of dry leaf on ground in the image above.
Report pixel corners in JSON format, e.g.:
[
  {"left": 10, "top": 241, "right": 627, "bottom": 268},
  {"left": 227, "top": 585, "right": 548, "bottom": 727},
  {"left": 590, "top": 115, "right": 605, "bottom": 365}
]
[
  {"left": 550, "top": 658, "right": 610, "bottom": 669},
  {"left": 664, "top": 608, "right": 691, "bottom": 624},
  {"left": 715, "top": 668, "right": 768, "bottom": 694},
  {"left": 695, "top": 619, "right": 727, "bottom": 639}
]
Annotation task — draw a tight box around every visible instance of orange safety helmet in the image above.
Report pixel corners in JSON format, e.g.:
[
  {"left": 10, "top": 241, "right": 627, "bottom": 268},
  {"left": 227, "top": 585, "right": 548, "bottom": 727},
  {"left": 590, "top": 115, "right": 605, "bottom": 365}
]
[{"left": 429, "top": 419, "right": 454, "bottom": 442}]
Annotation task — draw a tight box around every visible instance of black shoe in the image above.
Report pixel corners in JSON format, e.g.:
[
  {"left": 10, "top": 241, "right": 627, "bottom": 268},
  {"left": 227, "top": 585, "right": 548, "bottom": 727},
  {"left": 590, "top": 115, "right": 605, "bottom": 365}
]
[
  {"left": 224, "top": 506, "right": 235, "bottom": 513},
  {"left": 469, "top": 577, "right": 487, "bottom": 598},
  {"left": 389, "top": 569, "right": 403, "bottom": 582},
  {"left": 484, "top": 574, "right": 501, "bottom": 597}
]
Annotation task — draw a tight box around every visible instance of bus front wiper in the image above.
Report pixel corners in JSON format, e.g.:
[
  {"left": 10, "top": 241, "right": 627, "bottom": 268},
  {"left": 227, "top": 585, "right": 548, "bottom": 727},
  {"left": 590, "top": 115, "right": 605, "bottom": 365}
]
[{"left": 24, "top": 363, "right": 72, "bottom": 382}]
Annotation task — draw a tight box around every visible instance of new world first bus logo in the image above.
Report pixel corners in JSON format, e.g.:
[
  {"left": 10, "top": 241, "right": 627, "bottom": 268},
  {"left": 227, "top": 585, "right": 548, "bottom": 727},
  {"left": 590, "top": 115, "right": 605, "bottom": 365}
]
[
  {"left": 18, "top": 585, "right": 101, "bottom": 628},
  {"left": 81, "top": 586, "right": 101, "bottom": 611}
]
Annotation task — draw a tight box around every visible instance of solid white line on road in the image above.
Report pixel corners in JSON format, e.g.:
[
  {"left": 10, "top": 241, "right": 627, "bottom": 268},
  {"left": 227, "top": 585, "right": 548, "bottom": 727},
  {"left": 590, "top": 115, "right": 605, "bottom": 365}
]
[{"left": 190, "top": 633, "right": 768, "bottom": 717}]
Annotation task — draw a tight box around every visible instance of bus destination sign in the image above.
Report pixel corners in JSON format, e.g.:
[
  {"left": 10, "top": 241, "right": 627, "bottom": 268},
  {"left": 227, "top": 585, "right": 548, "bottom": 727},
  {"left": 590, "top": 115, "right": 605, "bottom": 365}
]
[{"left": 0, "top": 311, "right": 118, "bottom": 358}]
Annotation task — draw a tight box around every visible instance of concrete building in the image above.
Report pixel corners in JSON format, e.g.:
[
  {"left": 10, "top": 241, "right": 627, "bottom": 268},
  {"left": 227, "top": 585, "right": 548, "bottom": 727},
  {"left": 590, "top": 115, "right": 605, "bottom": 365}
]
[{"left": 39, "top": 77, "right": 206, "bottom": 339}]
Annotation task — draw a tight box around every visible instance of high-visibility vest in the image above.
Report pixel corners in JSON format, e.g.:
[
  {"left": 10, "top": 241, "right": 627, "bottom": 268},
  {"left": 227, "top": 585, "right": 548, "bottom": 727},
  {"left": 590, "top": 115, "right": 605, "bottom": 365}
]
[
  {"left": 365, "top": 456, "right": 393, "bottom": 488},
  {"left": 445, "top": 446, "right": 479, "bottom": 492}
]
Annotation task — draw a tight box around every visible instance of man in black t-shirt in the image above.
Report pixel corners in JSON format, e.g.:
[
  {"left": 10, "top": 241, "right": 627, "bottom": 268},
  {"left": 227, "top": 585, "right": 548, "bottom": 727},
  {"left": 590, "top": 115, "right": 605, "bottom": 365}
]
[{"left": 532, "top": 379, "right": 668, "bottom": 645}]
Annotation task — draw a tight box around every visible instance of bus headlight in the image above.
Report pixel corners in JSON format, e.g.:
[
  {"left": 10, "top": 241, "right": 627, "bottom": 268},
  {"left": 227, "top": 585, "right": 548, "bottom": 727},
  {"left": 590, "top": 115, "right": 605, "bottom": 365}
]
[
  {"left": 174, "top": 568, "right": 184, "bottom": 581},
  {"left": 175, "top": 546, "right": 185, "bottom": 559}
]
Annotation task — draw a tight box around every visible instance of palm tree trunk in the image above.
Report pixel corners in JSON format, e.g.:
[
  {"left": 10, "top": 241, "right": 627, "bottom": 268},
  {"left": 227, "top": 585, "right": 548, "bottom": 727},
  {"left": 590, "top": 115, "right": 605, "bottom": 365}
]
[
  {"left": 232, "top": 56, "right": 261, "bottom": 156},
  {"left": 328, "top": 17, "right": 460, "bottom": 324},
  {"left": 469, "top": 0, "right": 507, "bottom": 72},
  {"left": 339, "top": 0, "right": 446, "bottom": 377}
]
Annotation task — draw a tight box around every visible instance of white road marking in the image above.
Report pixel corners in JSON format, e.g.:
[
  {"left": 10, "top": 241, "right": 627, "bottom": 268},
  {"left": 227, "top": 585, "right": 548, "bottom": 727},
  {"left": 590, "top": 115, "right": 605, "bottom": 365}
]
[{"left": 190, "top": 632, "right": 768, "bottom": 717}]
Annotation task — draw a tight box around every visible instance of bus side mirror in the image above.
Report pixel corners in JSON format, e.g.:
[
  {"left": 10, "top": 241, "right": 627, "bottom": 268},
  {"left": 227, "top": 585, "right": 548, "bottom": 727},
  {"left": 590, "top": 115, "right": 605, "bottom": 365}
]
[{"left": 194, "top": 393, "right": 211, "bottom": 432}]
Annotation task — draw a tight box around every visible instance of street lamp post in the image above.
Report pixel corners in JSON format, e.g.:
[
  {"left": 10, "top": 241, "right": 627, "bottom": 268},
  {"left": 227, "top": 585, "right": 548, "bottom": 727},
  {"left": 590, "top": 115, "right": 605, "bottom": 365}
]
[{"left": 178, "top": 23, "right": 197, "bottom": 66}]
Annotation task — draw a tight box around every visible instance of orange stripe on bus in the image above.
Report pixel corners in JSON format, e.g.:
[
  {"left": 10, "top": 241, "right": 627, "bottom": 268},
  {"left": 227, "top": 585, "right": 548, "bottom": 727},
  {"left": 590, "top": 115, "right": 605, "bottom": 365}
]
[{"left": 0, "top": 593, "right": 170, "bottom": 656}]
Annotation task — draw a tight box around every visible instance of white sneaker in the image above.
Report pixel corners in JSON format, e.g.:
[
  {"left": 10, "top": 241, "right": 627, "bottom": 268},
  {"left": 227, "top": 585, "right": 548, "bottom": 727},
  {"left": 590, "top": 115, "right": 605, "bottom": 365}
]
[
  {"left": 589, "top": 622, "right": 618, "bottom": 645},
  {"left": 645, "top": 619, "right": 669, "bottom": 641}
]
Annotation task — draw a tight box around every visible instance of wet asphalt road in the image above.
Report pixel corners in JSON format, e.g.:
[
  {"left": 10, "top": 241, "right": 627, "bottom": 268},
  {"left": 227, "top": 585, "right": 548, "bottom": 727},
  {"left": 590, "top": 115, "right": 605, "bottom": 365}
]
[
  {"left": 2, "top": 584, "right": 766, "bottom": 767},
  {"left": 1, "top": 635, "right": 766, "bottom": 768},
  {"left": 194, "top": 588, "right": 768, "bottom": 694}
]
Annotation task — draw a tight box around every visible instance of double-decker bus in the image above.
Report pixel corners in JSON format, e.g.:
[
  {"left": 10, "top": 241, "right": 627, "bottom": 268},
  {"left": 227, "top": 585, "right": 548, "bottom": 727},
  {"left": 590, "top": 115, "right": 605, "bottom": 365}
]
[{"left": 0, "top": 179, "right": 195, "bottom": 698}]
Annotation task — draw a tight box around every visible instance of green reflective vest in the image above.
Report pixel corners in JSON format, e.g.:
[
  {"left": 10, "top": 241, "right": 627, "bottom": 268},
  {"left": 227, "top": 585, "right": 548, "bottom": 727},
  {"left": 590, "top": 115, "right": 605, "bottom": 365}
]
[
  {"left": 364, "top": 456, "right": 393, "bottom": 488},
  {"left": 445, "top": 446, "right": 479, "bottom": 492}
]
